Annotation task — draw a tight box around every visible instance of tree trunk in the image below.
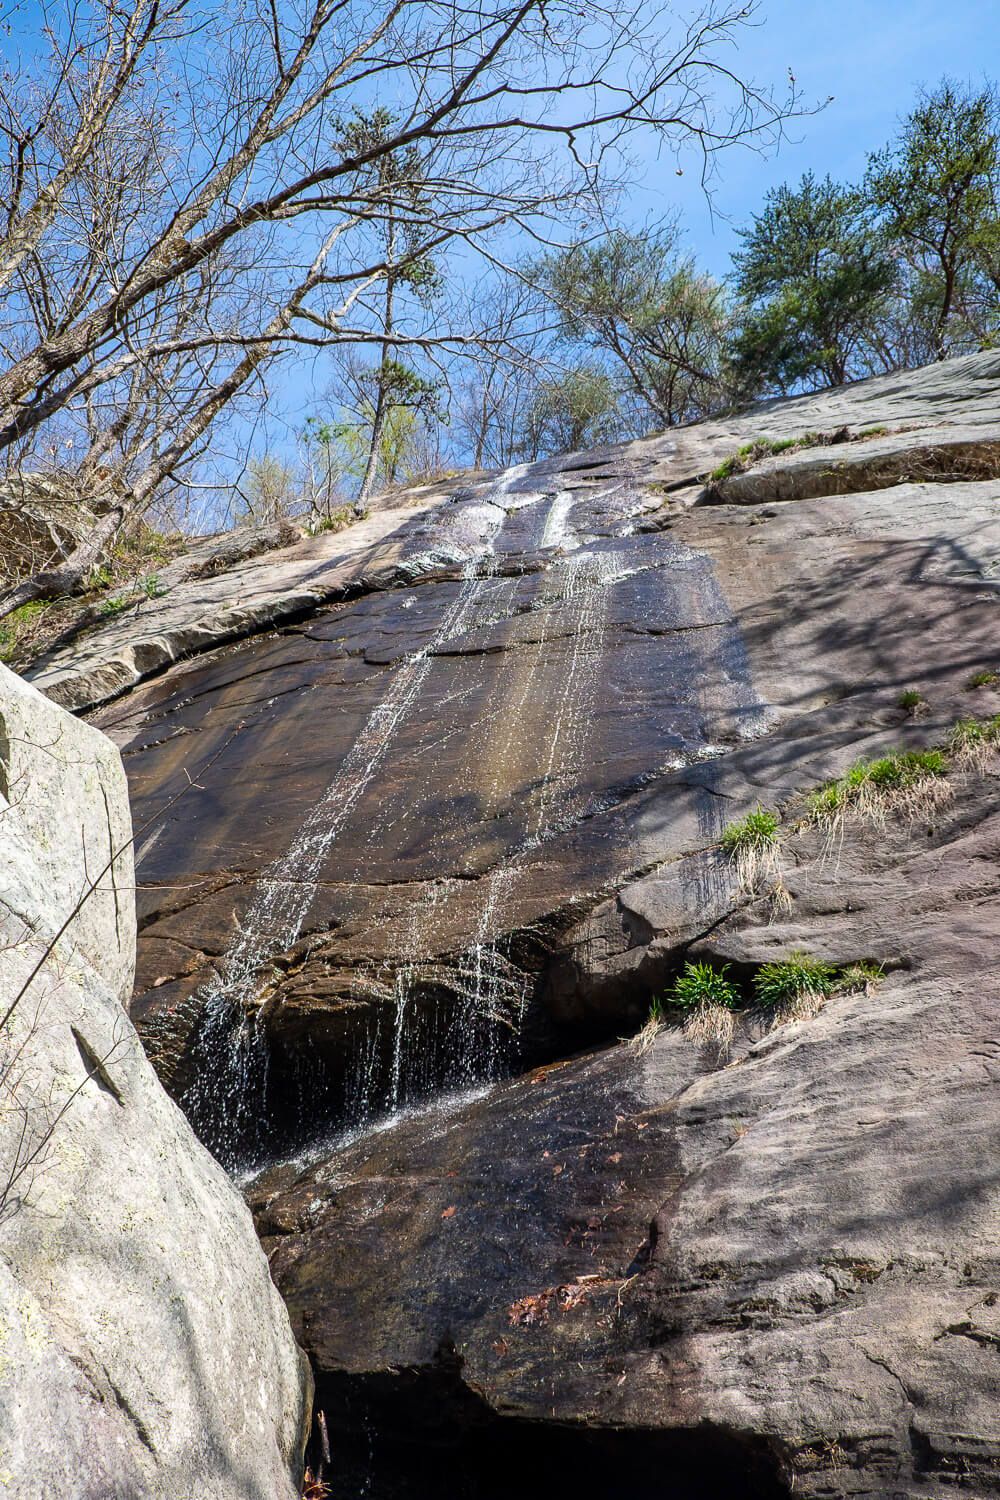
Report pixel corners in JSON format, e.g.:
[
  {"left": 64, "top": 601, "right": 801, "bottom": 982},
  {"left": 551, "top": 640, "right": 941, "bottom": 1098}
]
[
  {"left": 0, "top": 504, "right": 125, "bottom": 622},
  {"left": 355, "top": 375, "right": 390, "bottom": 515},
  {"left": 355, "top": 232, "right": 398, "bottom": 517}
]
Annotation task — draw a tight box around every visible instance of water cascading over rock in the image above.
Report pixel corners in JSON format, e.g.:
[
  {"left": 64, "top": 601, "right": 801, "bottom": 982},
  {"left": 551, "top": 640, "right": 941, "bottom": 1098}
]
[
  {"left": 27, "top": 348, "right": 1000, "bottom": 1499},
  {"left": 171, "top": 460, "right": 712, "bottom": 1170}
]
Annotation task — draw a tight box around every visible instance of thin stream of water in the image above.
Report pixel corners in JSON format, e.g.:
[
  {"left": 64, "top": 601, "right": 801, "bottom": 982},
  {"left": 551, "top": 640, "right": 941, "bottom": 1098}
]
[{"left": 182, "top": 465, "right": 644, "bottom": 1169}]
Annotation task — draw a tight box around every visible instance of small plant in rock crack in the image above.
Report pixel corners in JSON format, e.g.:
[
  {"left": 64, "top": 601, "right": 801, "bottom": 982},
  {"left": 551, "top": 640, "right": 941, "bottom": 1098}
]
[
  {"left": 708, "top": 435, "right": 803, "bottom": 483},
  {"left": 897, "top": 688, "right": 926, "bottom": 716},
  {"left": 670, "top": 960, "right": 742, "bottom": 1050},
  {"left": 807, "top": 748, "right": 949, "bottom": 830},
  {"left": 966, "top": 668, "right": 999, "bottom": 689},
  {"left": 948, "top": 714, "right": 1000, "bottom": 771},
  {"left": 630, "top": 994, "right": 666, "bottom": 1054},
  {"left": 753, "top": 952, "right": 836, "bottom": 1023},
  {"left": 721, "top": 806, "right": 782, "bottom": 894},
  {"left": 834, "top": 961, "right": 885, "bottom": 995}
]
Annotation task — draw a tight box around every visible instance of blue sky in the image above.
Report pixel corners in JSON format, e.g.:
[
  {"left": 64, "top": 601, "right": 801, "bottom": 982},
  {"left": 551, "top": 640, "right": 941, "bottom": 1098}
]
[
  {"left": 649, "top": 0, "right": 1000, "bottom": 274},
  {"left": 256, "top": 0, "right": 1000, "bottom": 470}
]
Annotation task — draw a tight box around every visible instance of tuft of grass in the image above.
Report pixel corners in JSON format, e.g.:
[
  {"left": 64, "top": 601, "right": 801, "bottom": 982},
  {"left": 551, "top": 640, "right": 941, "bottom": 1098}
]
[
  {"left": 897, "top": 688, "right": 925, "bottom": 715},
  {"left": 948, "top": 715, "right": 1000, "bottom": 771},
  {"left": 97, "top": 592, "right": 136, "bottom": 618},
  {"left": 808, "top": 748, "right": 949, "bottom": 829},
  {"left": 709, "top": 454, "right": 740, "bottom": 482},
  {"left": 630, "top": 994, "right": 666, "bottom": 1054},
  {"left": 0, "top": 599, "right": 52, "bottom": 662},
  {"left": 709, "top": 436, "right": 800, "bottom": 483},
  {"left": 141, "top": 572, "right": 166, "bottom": 599},
  {"left": 721, "top": 806, "right": 781, "bottom": 893},
  {"left": 670, "top": 960, "right": 742, "bottom": 1051},
  {"left": 670, "top": 961, "right": 741, "bottom": 1011},
  {"left": 966, "top": 668, "right": 999, "bottom": 690},
  {"left": 753, "top": 952, "right": 836, "bottom": 1021},
  {"left": 835, "top": 961, "right": 884, "bottom": 995}
]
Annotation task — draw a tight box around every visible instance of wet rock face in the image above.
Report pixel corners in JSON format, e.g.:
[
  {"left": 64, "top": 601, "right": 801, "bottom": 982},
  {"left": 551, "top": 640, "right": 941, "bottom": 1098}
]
[
  {"left": 253, "top": 771, "right": 1000, "bottom": 1499},
  {"left": 77, "top": 352, "right": 1000, "bottom": 1168},
  {"left": 90, "top": 463, "right": 771, "bottom": 1160},
  {"left": 31, "top": 351, "right": 1000, "bottom": 1494}
]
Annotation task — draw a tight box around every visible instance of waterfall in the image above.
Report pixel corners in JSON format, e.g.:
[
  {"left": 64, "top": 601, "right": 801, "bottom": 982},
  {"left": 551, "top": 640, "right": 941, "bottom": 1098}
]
[
  {"left": 182, "top": 506, "right": 509, "bottom": 1165},
  {"left": 182, "top": 466, "right": 641, "bottom": 1171}
]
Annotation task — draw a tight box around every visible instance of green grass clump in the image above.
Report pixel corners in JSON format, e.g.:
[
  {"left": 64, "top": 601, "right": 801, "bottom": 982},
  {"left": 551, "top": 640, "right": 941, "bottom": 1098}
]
[
  {"left": 0, "top": 600, "right": 51, "bottom": 662},
  {"left": 709, "top": 437, "right": 800, "bottom": 483},
  {"left": 97, "top": 593, "right": 135, "bottom": 618},
  {"left": 897, "top": 688, "right": 923, "bottom": 713},
  {"left": 721, "top": 807, "right": 780, "bottom": 854},
  {"left": 709, "top": 454, "right": 740, "bottom": 482},
  {"left": 835, "top": 961, "right": 884, "bottom": 994},
  {"left": 669, "top": 961, "right": 741, "bottom": 1012},
  {"left": 948, "top": 715, "right": 1000, "bottom": 770},
  {"left": 967, "top": 668, "right": 999, "bottom": 689},
  {"left": 670, "top": 961, "right": 742, "bottom": 1050},
  {"left": 808, "top": 748, "right": 948, "bottom": 826},
  {"left": 753, "top": 952, "right": 836, "bottom": 1019},
  {"left": 721, "top": 806, "right": 782, "bottom": 893}
]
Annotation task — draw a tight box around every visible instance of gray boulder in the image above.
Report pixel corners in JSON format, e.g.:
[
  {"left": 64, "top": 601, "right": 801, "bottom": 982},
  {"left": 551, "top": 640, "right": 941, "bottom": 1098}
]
[{"left": 0, "top": 663, "right": 310, "bottom": 1499}]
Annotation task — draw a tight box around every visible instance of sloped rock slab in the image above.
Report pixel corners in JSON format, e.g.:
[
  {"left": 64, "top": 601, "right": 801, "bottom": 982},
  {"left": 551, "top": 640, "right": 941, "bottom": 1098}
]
[{"left": 252, "top": 762, "right": 1000, "bottom": 1499}]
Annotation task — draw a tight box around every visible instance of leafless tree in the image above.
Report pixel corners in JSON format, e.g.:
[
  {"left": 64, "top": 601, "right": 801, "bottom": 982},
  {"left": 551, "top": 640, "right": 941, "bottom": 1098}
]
[{"left": 0, "top": 0, "right": 802, "bottom": 615}]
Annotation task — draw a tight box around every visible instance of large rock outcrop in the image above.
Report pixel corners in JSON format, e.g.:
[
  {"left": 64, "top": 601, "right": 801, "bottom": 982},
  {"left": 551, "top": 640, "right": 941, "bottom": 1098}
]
[
  {"left": 250, "top": 747, "right": 1000, "bottom": 1497},
  {"left": 0, "top": 664, "right": 310, "bottom": 1498},
  {"left": 24, "top": 350, "right": 1000, "bottom": 1496}
]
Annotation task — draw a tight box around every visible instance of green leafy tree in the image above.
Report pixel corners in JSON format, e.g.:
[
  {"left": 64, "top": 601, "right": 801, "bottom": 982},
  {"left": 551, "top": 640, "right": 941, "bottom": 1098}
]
[
  {"left": 336, "top": 110, "right": 444, "bottom": 514},
  {"left": 538, "top": 227, "right": 729, "bottom": 428},
  {"left": 729, "top": 172, "right": 898, "bottom": 396},
  {"left": 865, "top": 80, "right": 1000, "bottom": 357}
]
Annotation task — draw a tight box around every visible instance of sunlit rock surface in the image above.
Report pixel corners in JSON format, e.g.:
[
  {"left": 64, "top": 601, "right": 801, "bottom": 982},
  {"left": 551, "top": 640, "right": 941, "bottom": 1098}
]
[
  {"left": 30, "top": 350, "right": 1000, "bottom": 1496},
  {"left": 0, "top": 665, "right": 310, "bottom": 1499}
]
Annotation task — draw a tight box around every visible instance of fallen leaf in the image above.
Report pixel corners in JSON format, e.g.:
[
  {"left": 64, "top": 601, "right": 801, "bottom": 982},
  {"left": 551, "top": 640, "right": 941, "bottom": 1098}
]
[{"left": 441, "top": 1205, "right": 457, "bottom": 1219}]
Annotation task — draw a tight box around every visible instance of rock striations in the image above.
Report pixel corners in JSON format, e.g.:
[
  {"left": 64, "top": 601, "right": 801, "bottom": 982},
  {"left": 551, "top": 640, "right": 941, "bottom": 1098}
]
[{"left": 19, "top": 350, "right": 1000, "bottom": 1497}]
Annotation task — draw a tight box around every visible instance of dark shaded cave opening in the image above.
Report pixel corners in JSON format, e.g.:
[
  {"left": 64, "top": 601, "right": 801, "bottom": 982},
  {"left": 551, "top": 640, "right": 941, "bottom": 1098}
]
[{"left": 306, "top": 1369, "right": 789, "bottom": 1500}]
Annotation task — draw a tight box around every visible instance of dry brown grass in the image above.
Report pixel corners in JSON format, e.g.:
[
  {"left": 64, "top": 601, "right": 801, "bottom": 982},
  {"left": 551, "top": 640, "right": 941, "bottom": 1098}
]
[{"left": 682, "top": 1000, "right": 737, "bottom": 1052}]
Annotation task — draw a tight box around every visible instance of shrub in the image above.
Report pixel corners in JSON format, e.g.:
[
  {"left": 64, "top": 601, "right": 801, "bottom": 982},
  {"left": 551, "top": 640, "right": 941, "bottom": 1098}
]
[
  {"left": 753, "top": 951, "right": 836, "bottom": 1020},
  {"left": 721, "top": 806, "right": 781, "bottom": 892},
  {"left": 309, "top": 505, "right": 354, "bottom": 535}
]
